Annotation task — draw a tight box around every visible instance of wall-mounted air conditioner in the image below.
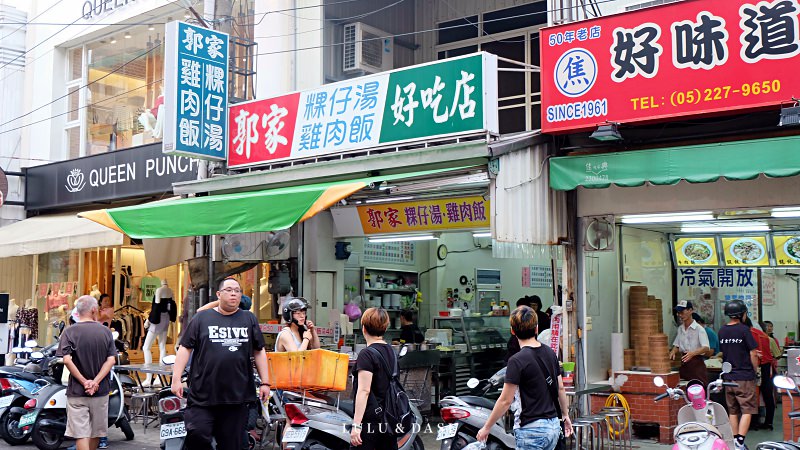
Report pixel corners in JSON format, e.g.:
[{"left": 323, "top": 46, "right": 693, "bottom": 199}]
[{"left": 343, "top": 22, "right": 393, "bottom": 74}]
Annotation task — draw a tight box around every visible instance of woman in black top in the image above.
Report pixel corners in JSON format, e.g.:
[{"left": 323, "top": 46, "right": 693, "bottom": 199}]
[{"left": 350, "top": 308, "right": 398, "bottom": 450}]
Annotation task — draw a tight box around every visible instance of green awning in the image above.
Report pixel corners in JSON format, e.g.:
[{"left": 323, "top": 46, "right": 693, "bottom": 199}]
[
  {"left": 79, "top": 167, "right": 464, "bottom": 239},
  {"left": 549, "top": 136, "right": 800, "bottom": 190}
]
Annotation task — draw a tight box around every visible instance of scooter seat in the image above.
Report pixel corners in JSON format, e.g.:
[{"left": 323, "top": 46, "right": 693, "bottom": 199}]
[
  {"left": 788, "top": 411, "right": 800, "bottom": 419},
  {"left": 461, "top": 396, "right": 497, "bottom": 411}
]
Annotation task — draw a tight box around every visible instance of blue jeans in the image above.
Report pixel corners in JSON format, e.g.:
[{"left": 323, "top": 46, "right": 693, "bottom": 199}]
[{"left": 514, "top": 417, "right": 561, "bottom": 450}]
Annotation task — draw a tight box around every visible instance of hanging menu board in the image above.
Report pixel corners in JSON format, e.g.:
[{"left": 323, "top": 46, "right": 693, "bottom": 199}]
[
  {"left": 772, "top": 235, "right": 800, "bottom": 266},
  {"left": 674, "top": 237, "right": 719, "bottom": 267},
  {"left": 720, "top": 236, "right": 770, "bottom": 267}
]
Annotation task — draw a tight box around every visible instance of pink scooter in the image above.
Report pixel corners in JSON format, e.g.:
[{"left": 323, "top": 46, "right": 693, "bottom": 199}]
[{"left": 653, "top": 362, "right": 737, "bottom": 450}]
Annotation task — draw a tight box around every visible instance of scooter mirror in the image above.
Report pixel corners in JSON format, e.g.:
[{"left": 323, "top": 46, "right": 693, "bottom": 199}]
[
  {"left": 721, "top": 362, "right": 732, "bottom": 374},
  {"left": 25, "top": 340, "right": 38, "bottom": 348},
  {"left": 653, "top": 376, "right": 665, "bottom": 387},
  {"left": 774, "top": 375, "right": 797, "bottom": 390},
  {"left": 162, "top": 354, "right": 177, "bottom": 365},
  {"left": 467, "top": 378, "right": 480, "bottom": 389},
  {"left": 398, "top": 345, "right": 409, "bottom": 357},
  {"left": 30, "top": 352, "right": 44, "bottom": 359},
  {"left": 11, "top": 347, "right": 23, "bottom": 353},
  {"left": 112, "top": 331, "right": 120, "bottom": 340}
]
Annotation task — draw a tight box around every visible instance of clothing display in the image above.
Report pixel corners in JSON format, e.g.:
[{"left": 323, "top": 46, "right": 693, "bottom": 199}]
[
  {"left": 15, "top": 307, "right": 38, "bottom": 340},
  {"left": 112, "top": 306, "right": 146, "bottom": 350}
]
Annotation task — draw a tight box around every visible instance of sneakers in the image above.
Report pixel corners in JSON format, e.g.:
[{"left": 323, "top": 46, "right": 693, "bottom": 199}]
[
  {"left": 734, "top": 440, "right": 749, "bottom": 450},
  {"left": 98, "top": 437, "right": 109, "bottom": 449}
]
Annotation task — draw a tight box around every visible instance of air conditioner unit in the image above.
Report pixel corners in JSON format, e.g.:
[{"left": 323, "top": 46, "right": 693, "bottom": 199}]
[
  {"left": 343, "top": 22, "right": 393, "bottom": 73},
  {"left": 219, "top": 230, "right": 291, "bottom": 262}
]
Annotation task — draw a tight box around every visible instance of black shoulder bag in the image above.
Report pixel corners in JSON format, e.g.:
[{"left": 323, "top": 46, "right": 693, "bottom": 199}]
[{"left": 530, "top": 346, "right": 567, "bottom": 450}]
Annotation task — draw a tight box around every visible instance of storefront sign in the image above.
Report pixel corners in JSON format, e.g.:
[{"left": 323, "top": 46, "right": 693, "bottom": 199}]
[
  {"left": 674, "top": 237, "right": 719, "bottom": 266},
  {"left": 0, "top": 168, "right": 8, "bottom": 208},
  {"left": 721, "top": 236, "right": 770, "bottom": 266},
  {"left": 678, "top": 267, "right": 755, "bottom": 287},
  {"left": 228, "top": 53, "right": 499, "bottom": 168},
  {"left": 25, "top": 143, "right": 199, "bottom": 211},
  {"left": 773, "top": 235, "right": 800, "bottom": 265},
  {"left": 163, "top": 21, "right": 229, "bottom": 161},
  {"left": 549, "top": 312, "right": 562, "bottom": 354},
  {"left": 81, "top": 0, "right": 136, "bottom": 20},
  {"left": 356, "top": 196, "right": 490, "bottom": 235},
  {"left": 259, "top": 323, "right": 334, "bottom": 336},
  {"left": 540, "top": 0, "right": 800, "bottom": 133}
]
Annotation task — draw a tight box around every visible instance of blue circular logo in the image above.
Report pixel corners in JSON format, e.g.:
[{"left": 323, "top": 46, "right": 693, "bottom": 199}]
[{"left": 554, "top": 48, "right": 597, "bottom": 98}]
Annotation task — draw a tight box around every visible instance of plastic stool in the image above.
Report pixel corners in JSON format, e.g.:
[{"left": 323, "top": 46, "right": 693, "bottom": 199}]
[{"left": 130, "top": 391, "right": 158, "bottom": 433}]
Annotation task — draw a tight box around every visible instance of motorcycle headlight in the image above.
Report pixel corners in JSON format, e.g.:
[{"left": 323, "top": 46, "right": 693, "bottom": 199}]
[{"left": 123, "top": 341, "right": 129, "bottom": 351}]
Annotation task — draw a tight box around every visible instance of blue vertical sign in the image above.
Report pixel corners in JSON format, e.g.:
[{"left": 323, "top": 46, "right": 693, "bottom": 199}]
[{"left": 163, "top": 21, "right": 229, "bottom": 161}]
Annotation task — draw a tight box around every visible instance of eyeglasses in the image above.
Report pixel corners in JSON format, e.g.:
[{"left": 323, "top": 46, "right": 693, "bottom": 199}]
[{"left": 221, "top": 288, "right": 242, "bottom": 294}]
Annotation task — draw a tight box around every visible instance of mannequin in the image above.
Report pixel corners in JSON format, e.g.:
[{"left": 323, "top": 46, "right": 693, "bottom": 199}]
[
  {"left": 8, "top": 298, "right": 18, "bottom": 324},
  {"left": 6, "top": 299, "right": 19, "bottom": 364},
  {"left": 143, "top": 280, "right": 177, "bottom": 385},
  {"left": 90, "top": 284, "right": 101, "bottom": 300},
  {"left": 16, "top": 299, "right": 37, "bottom": 342}
]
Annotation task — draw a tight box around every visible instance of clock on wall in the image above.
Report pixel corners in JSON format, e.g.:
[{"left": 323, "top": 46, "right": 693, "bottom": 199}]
[{"left": 437, "top": 244, "right": 448, "bottom": 261}]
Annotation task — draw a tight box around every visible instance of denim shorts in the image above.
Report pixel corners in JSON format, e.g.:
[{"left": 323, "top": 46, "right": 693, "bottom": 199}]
[{"left": 514, "top": 417, "right": 561, "bottom": 450}]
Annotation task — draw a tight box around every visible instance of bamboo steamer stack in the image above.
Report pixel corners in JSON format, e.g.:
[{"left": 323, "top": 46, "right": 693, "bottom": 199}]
[
  {"left": 648, "top": 334, "right": 671, "bottom": 373},
  {"left": 623, "top": 349, "right": 636, "bottom": 370},
  {"left": 629, "top": 286, "right": 658, "bottom": 366},
  {"left": 647, "top": 295, "right": 664, "bottom": 334}
]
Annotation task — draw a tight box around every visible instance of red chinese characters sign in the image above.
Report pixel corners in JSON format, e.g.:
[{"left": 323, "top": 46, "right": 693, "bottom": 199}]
[
  {"left": 356, "top": 196, "right": 490, "bottom": 234},
  {"left": 540, "top": 0, "right": 800, "bottom": 133}
]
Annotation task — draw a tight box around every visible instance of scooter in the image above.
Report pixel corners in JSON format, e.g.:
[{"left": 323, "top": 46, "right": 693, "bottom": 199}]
[
  {"left": 9, "top": 366, "right": 134, "bottom": 450},
  {"left": 653, "top": 361, "right": 737, "bottom": 450},
  {"left": 755, "top": 375, "right": 800, "bottom": 450},
  {"left": 281, "top": 346, "right": 424, "bottom": 450},
  {"left": 437, "top": 367, "right": 516, "bottom": 450}
]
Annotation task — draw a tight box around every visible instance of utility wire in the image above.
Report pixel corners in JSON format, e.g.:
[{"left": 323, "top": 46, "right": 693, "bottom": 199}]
[{"left": 0, "top": 45, "right": 159, "bottom": 129}]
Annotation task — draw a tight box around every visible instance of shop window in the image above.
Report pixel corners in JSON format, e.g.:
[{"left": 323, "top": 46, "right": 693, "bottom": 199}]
[
  {"left": 499, "top": 106, "right": 526, "bottom": 134},
  {"left": 66, "top": 126, "right": 82, "bottom": 160},
  {"left": 483, "top": 2, "right": 547, "bottom": 35},
  {"left": 437, "top": 16, "right": 480, "bottom": 45},
  {"left": 69, "top": 47, "right": 83, "bottom": 82},
  {"left": 84, "top": 23, "right": 166, "bottom": 154},
  {"left": 437, "top": 45, "right": 479, "bottom": 60},
  {"left": 67, "top": 86, "right": 80, "bottom": 122}
]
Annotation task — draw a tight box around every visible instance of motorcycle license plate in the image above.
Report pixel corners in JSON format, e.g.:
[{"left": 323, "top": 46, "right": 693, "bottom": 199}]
[
  {"left": 160, "top": 421, "right": 187, "bottom": 439},
  {"left": 437, "top": 423, "right": 458, "bottom": 440},
  {"left": 283, "top": 426, "right": 310, "bottom": 443},
  {"left": 0, "top": 394, "right": 14, "bottom": 409},
  {"left": 18, "top": 411, "right": 37, "bottom": 428}
]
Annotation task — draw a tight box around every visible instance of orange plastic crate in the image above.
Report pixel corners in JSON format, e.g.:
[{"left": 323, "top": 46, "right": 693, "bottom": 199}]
[{"left": 266, "top": 349, "right": 350, "bottom": 391}]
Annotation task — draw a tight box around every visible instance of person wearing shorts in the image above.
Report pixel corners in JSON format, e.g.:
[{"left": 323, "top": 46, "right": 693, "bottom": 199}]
[
  {"left": 718, "top": 300, "right": 759, "bottom": 450},
  {"left": 57, "top": 295, "right": 117, "bottom": 450}
]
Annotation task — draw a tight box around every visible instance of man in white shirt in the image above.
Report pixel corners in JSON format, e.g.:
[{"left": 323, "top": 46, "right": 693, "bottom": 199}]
[{"left": 669, "top": 300, "right": 711, "bottom": 385}]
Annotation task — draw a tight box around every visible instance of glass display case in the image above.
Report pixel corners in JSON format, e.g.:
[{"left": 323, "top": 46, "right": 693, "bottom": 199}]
[{"left": 432, "top": 316, "right": 510, "bottom": 354}]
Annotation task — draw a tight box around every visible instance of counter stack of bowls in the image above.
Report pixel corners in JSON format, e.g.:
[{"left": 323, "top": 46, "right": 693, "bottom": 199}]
[
  {"left": 623, "top": 349, "right": 635, "bottom": 370},
  {"left": 647, "top": 295, "right": 664, "bottom": 334},
  {"left": 648, "top": 334, "right": 671, "bottom": 373},
  {"left": 628, "top": 286, "right": 651, "bottom": 366}
]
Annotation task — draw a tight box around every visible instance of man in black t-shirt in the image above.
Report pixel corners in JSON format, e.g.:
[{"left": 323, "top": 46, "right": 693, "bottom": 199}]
[
  {"left": 171, "top": 278, "right": 270, "bottom": 450},
  {"left": 719, "top": 300, "right": 759, "bottom": 450},
  {"left": 477, "top": 306, "right": 572, "bottom": 449},
  {"left": 396, "top": 309, "right": 424, "bottom": 345}
]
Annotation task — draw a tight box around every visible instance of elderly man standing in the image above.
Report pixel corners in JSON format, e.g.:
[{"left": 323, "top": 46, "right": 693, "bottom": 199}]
[
  {"left": 57, "top": 295, "right": 117, "bottom": 450},
  {"left": 669, "top": 300, "right": 710, "bottom": 385}
]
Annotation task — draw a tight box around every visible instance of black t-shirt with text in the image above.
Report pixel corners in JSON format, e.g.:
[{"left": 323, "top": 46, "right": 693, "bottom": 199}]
[
  {"left": 353, "top": 343, "right": 394, "bottom": 424},
  {"left": 180, "top": 309, "right": 265, "bottom": 406},
  {"left": 505, "top": 345, "right": 561, "bottom": 427},
  {"left": 719, "top": 322, "right": 758, "bottom": 381},
  {"left": 57, "top": 321, "right": 117, "bottom": 398}
]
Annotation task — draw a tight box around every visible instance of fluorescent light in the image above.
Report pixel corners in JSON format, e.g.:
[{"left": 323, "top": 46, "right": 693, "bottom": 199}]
[
  {"left": 148, "top": 24, "right": 155, "bottom": 31},
  {"left": 772, "top": 207, "right": 800, "bottom": 218},
  {"left": 364, "top": 196, "right": 413, "bottom": 204},
  {"left": 621, "top": 211, "right": 714, "bottom": 224},
  {"left": 368, "top": 235, "right": 436, "bottom": 243},
  {"left": 681, "top": 225, "right": 770, "bottom": 233},
  {"left": 472, "top": 232, "right": 492, "bottom": 238}
]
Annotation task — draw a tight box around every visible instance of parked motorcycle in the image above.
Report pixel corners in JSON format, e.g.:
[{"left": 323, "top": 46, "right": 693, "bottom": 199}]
[
  {"left": 437, "top": 367, "right": 515, "bottom": 450},
  {"left": 755, "top": 375, "right": 800, "bottom": 450},
  {"left": 8, "top": 366, "right": 134, "bottom": 450},
  {"left": 280, "top": 346, "right": 424, "bottom": 450},
  {"left": 653, "top": 361, "right": 736, "bottom": 450}
]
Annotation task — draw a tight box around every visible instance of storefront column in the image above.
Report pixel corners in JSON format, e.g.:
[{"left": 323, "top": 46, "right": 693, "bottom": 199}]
[{"left": 113, "top": 246, "right": 122, "bottom": 306}]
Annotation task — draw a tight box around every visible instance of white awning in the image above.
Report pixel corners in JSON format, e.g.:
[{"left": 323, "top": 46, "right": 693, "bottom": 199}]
[{"left": 0, "top": 213, "right": 124, "bottom": 258}]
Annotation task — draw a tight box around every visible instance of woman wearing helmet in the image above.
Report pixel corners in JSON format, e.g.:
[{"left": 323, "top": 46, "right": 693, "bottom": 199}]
[{"left": 275, "top": 298, "right": 319, "bottom": 352}]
